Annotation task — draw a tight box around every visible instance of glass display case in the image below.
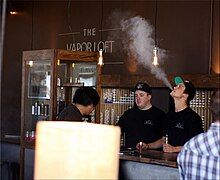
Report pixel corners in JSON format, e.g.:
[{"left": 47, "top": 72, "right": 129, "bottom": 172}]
[
  {"left": 20, "top": 49, "right": 100, "bottom": 179},
  {"left": 21, "top": 49, "right": 100, "bottom": 146},
  {"left": 24, "top": 60, "right": 51, "bottom": 144}
]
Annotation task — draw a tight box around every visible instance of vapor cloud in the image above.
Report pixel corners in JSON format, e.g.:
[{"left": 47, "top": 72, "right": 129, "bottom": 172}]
[
  {"left": 107, "top": 11, "right": 172, "bottom": 89},
  {"left": 120, "top": 16, "right": 172, "bottom": 90}
]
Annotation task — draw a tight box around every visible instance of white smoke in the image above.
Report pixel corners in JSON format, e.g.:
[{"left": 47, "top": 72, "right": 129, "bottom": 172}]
[{"left": 120, "top": 16, "right": 172, "bottom": 90}]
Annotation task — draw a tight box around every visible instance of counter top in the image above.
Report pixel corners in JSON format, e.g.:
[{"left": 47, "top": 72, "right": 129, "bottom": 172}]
[
  {"left": 119, "top": 149, "right": 178, "bottom": 168},
  {"left": 1, "top": 134, "right": 20, "bottom": 144}
]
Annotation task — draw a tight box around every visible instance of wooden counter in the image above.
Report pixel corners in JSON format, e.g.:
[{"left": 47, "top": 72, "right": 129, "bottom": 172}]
[
  {"left": 1, "top": 134, "right": 20, "bottom": 144},
  {"left": 119, "top": 149, "right": 178, "bottom": 168},
  {"left": 119, "top": 149, "right": 180, "bottom": 179}
]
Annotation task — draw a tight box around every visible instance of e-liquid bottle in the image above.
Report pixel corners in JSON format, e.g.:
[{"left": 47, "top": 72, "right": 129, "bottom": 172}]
[{"left": 165, "top": 134, "right": 168, "bottom": 144}]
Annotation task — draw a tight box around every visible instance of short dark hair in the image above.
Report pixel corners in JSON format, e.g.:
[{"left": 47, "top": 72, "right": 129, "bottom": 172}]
[
  {"left": 210, "top": 90, "right": 220, "bottom": 122},
  {"left": 73, "top": 87, "right": 100, "bottom": 107}
]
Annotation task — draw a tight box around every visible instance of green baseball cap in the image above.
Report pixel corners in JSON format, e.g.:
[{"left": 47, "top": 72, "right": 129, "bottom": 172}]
[
  {"left": 174, "top": 76, "right": 184, "bottom": 85},
  {"left": 174, "top": 76, "right": 196, "bottom": 101}
]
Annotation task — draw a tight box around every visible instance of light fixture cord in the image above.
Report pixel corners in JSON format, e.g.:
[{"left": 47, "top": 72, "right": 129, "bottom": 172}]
[
  {"left": 68, "top": 0, "right": 75, "bottom": 43},
  {"left": 31, "top": 0, "right": 34, "bottom": 50},
  {"left": 154, "top": 0, "right": 158, "bottom": 47},
  {"left": 208, "top": 0, "right": 213, "bottom": 74},
  {"left": 100, "top": 0, "right": 103, "bottom": 47}
]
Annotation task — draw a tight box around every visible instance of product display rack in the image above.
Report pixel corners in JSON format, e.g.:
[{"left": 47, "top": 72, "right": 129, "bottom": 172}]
[
  {"left": 20, "top": 49, "right": 101, "bottom": 179},
  {"left": 190, "top": 89, "right": 214, "bottom": 131},
  {"left": 100, "top": 88, "right": 134, "bottom": 125}
]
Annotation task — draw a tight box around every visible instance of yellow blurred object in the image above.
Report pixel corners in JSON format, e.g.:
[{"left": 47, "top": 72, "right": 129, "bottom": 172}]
[
  {"left": 57, "top": 59, "right": 60, "bottom": 66},
  {"left": 28, "top": 61, "right": 33, "bottom": 67},
  {"left": 98, "top": 49, "right": 104, "bottom": 66},
  {"left": 34, "top": 121, "right": 120, "bottom": 179},
  {"left": 152, "top": 46, "right": 159, "bottom": 66}
]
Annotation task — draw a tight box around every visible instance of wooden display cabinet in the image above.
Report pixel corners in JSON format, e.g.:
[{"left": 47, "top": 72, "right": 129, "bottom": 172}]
[{"left": 20, "top": 49, "right": 101, "bottom": 179}]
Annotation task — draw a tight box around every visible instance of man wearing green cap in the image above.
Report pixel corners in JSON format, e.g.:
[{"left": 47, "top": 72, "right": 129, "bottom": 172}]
[{"left": 140, "top": 77, "right": 203, "bottom": 153}]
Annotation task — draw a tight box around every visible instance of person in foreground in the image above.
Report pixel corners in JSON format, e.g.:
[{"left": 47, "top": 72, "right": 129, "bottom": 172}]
[
  {"left": 140, "top": 76, "right": 203, "bottom": 153},
  {"left": 57, "top": 86, "right": 100, "bottom": 121},
  {"left": 177, "top": 89, "right": 220, "bottom": 180},
  {"left": 117, "top": 82, "right": 165, "bottom": 149}
]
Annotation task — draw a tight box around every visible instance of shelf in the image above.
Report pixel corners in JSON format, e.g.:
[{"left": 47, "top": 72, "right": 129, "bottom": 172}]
[
  {"left": 58, "top": 83, "right": 84, "bottom": 87},
  {"left": 102, "top": 102, "right": 133, "bottom": 105}
]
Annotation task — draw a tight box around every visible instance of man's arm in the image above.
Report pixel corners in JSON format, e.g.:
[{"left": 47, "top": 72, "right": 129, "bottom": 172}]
[
  {"left": 136, "top": 137, "right": 163, "bottom": 150},
  {"left": 137, "top": 137, "right": 182, "bottom": 153},
  {"left": 163, "top": 144, "right": 182, "bottom": 153},
  {"left": 147, "top": 138, "right": 164, "bottom": 149}
]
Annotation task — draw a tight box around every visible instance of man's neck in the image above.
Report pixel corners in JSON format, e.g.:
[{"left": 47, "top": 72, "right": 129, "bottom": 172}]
[
  {"left": 139, "top": 104, "right": 152, "bottom": 111},
  {"left": 174, "top": 99, "right": 188, "bottom": 112},
  {"left": 74, "top": 103, "right": 84, "bottom": 115}
]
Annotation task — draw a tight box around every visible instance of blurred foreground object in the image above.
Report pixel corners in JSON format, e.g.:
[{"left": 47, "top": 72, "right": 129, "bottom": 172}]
[{"left": 34, "top": 121, "right": 120, "bottom": 179}]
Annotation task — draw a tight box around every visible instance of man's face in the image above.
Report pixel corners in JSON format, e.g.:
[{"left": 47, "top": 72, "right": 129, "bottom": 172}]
[
  {"left": 170, "top": 83, "right": 186, "bottom": 98},
  {"left": 135, "top": 90, "right": 151, "bottom": 109},
  {"left": 85, "top": 104, "right": 95, "bottom": 115}
]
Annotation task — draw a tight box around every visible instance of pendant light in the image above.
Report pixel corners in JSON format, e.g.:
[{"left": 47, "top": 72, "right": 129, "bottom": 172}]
[
  {"left": 98, "top": 0, "right": 104, "bottom": 66},
  {"left": 152, "top": 0, "right": 159, "bottom": 66},
  {"left": 98, "top": 49, "right": 104, "bottom": 66}
]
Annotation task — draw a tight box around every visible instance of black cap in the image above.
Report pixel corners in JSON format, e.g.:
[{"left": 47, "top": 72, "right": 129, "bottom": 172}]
[
  {"left": 132, "top": 82, "right": 152, "bottom": 94},
  {"left": 174, "top": 76, "right": 196, "bottom": 101}
]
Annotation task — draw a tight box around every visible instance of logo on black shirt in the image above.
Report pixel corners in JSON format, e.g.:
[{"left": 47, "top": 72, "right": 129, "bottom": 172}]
[
  {"left": 144, "top": 120, "right": 153, "bottom": 125},
  {"left": 175, "top": 123, "right": 184, "bottom": 129}
]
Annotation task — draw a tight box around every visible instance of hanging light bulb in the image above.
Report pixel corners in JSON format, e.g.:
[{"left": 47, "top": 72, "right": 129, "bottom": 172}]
[
  {"left": 98, "top": 49, "right": 104, "bottom": 66},
  {"left": 10, "top": 11, "right": 18, "bottom": 15},
  {"left": 152, "top": 46, "right": 159, "bottom": 66},
  {"left": 57, "top": 59, "right": 60, "bottom": 66},
  {"left": 72, "top": 63, "right": 75, "bottom": 68},
  {"left": 28, "top": 61, "right": 33, "bottom": 67},
  {"left": 152, "top": 1, "right": 159, "bottom": 66}
]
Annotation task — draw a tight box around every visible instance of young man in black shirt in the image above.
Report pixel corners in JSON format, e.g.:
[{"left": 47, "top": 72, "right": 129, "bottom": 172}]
[
  {"left": 117, "top": 82, "right": 166, "bottom": 149},
  {"left": 57, "top": 86, "right": 100, "bottom": 122},
  {"left": 141, "top": 76, "right": 203, "bottom": 153}
]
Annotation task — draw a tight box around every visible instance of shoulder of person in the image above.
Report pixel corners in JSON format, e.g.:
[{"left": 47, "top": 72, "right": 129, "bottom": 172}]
[
  {"left": 118, "top": 107, "right": 137, "bottom": 121},
  {"left": 183, "top": 132, "right": 205, "bottom": 151},
  {"left": 186, "top": 107, "right": 202, "bottom": 120},
  {"left": 61, "top": 104, "right": 74, "bottom": 110},
  {"left": 149, "top": 107, "right": 166, "bottom": 120},
  {"left": 58, "top": 104, "right": 75, "bottom": 115},
  {"left": 165, "top": 110, "right": 174, "bottom": 117},
  {"left": 124, "top": 107, "right": 137, "bottom": 114},
  {"left": 152, "top": 106, "right": 166, "bottom": 114}
]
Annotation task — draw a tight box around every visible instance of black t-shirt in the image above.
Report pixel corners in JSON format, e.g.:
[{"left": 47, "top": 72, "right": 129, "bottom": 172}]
[
  {"left": 57, "top": 104, "right": 83, "bottom": 121},
  {"left": 117, "top": 106, "right": 165, "bottom": 148},
  {"left": 164, "top": 107, "right": 203, "bottom": 146}
]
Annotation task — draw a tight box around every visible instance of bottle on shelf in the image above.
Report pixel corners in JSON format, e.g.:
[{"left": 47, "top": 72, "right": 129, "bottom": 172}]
[
  {"left": 25, "top": 131, "right": 30, "bottom": 142},
  {"left": 30, "top": 131, "right": 35, "bottom": 141},
  {"left": 34, "top": 101, "right": 38, "bottom": 115},
  {"left": 165, "top": 134, "right": 168, "bottom": 144}
]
